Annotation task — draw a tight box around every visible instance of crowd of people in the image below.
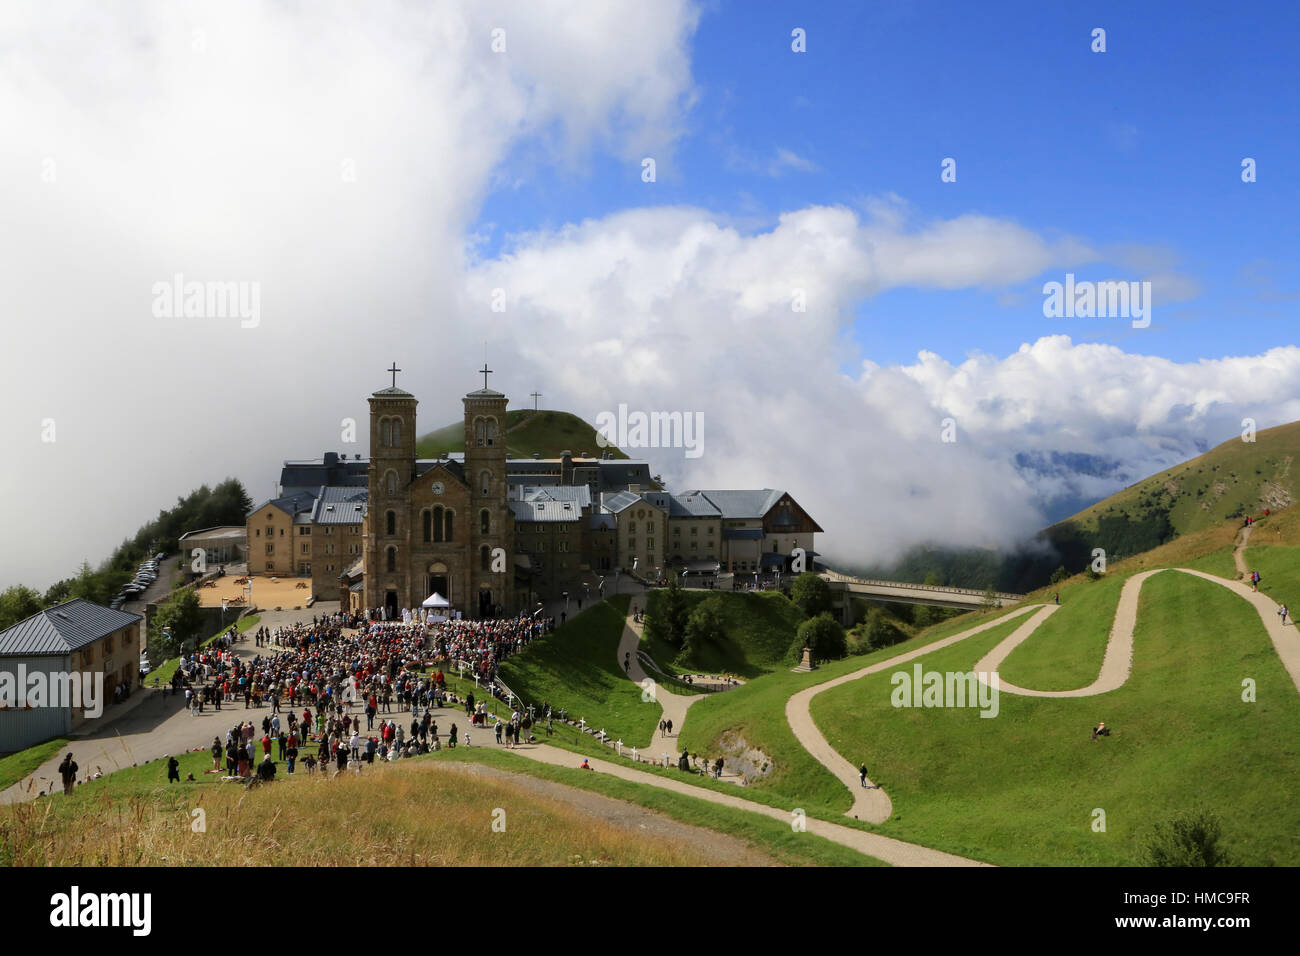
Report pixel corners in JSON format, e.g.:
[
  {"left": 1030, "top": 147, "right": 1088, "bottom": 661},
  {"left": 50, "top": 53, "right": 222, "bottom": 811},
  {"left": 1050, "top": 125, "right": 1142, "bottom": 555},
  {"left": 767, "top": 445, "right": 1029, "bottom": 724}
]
[{"left": 169, "top": 608, "right": 560, "bottom": 782}]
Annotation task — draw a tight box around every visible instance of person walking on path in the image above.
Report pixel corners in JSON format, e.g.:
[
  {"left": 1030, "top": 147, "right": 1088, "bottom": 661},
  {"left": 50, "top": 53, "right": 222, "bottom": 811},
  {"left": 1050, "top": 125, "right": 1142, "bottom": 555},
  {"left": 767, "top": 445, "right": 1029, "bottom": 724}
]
[
  {"left": 58, "top": 753, "right": 78, "bottom": 795},
  {"left": 1280, "top": 604, "right": 1290, "bottom": 626},
  {"left": 624, "top": 652, "right": 631, "bottom": 674},
  {"left": 1054, "top": 592, "right": 1060, "bottom": 605},
  {"left": 860, "top": 764, "right": 869, "bottom": 788}
]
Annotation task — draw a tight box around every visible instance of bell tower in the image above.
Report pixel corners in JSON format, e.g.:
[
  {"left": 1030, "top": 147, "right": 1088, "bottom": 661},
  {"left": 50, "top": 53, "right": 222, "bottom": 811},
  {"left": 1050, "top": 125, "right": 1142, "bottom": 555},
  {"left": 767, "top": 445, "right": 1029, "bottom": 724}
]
[
  {"left": 365, "top": 362, "right": 417, "bottom": 615},
  {"left": 464, "top": 363, "right": 511, "bottom": 617}
]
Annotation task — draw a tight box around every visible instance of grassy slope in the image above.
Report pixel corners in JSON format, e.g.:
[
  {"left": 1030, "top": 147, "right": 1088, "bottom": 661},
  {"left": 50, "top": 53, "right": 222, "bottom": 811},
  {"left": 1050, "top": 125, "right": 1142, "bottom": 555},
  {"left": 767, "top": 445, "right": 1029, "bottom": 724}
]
[
  {"left": 416, "top": 409, "right": 629, "bottom": 461},
  {"left": 811, "top": 570, "right": 1300, "bottom": 865},
  {"left": 0, "top": 738, "right": 70, "bottom": 791},
  {"left": 997, "top": 573, "right": 1127, "bottom": 691},
  {"left": 1057, "top": 421, "right": 1299, "bottom": 540},
  {"left": 0, "top": 749, "right": 730, "bottom": 867},
  {"left": 643, "top": 590, "right": 805, "bottom": 679},
  {"left": 497, "top": 595, "right": 659, "bottom": 747},
  {"left": 678, "top": 606, "right": 1034, "bottom": 815}
]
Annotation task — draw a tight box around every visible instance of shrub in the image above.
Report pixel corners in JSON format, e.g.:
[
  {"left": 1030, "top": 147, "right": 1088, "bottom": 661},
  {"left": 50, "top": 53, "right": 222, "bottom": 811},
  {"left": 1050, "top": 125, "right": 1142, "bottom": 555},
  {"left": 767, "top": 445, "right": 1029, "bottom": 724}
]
[
  {"left": 790, "top": 572, "right": 832, "bottom": 618},
  {"left": 1142, "top": 809, "right": 1233, "bottom": 867},
  {"left": 792, "top": 612, "right": 846, "bottom": 662}
]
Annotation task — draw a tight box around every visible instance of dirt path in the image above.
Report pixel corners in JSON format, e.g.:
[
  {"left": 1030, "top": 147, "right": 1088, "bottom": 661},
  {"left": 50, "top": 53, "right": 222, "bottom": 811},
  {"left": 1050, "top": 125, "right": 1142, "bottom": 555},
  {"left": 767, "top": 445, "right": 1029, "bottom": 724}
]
[
  {"left": 616, "top": 611, "right": 702, "bottom": 756},
  {"left": 1235, "top": 524, "right": 1254, "bottom": 577}
]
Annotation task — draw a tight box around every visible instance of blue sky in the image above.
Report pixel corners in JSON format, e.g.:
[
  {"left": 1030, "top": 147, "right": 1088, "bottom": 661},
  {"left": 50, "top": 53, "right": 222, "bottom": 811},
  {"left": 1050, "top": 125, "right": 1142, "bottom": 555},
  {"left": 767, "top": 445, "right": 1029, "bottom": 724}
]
[{"left": 475, "top": 0, "right": 1300, "bottom": 367}]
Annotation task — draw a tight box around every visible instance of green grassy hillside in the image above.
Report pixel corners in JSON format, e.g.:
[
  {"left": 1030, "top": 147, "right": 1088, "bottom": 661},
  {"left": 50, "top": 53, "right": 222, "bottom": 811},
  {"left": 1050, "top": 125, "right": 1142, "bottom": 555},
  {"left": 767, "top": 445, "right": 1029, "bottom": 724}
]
[
  {"left": 811, "top": 570, "right": 1300, "bottom": 866},
  {"left": 854, "top": 421, "right": 1300, "bottom": 593},
  {"left": 1063, "top": 421, "right": 1298, "bottom": 538},
  {"left": 416, "top": 409, "right": 630, "bottom": 461},
  {"left": 496, "top": 595, "right": 659, "bottom": 747},
  {"left": 642, "top": 590, "right": 806, "bottom": 679}
]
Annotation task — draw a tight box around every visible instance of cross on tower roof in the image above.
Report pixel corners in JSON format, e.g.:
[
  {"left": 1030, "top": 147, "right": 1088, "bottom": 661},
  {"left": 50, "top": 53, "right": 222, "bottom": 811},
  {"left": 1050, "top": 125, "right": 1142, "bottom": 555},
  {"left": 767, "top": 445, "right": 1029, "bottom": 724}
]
[
  {"left": 388, "top": 362, "right": 401, "bottom": 388},
  {"left": 479, "top": 362, "right": 493, "bottom": 390}
]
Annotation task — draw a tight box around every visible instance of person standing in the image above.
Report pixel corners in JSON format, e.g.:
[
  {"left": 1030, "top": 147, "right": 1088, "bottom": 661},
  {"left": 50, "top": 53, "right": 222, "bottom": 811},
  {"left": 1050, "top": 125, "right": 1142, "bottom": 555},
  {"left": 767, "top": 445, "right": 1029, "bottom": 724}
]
[
  {"left": 1280, "top": 604, "right": 1290, "bottom": 626},
  {"left": 166, "top": 755, "right": 180, "bottom": 783},
  {"left": 58, "top": 753, "right": 78, "bottom": 795},
  {"left": 859, "top": 764, "right": 869, "bottom": 788}
]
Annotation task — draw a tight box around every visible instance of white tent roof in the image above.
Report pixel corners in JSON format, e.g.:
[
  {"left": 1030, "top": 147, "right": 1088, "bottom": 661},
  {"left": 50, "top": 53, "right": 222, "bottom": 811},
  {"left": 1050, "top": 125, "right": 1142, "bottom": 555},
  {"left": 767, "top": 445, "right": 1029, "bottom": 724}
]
[{"left": 422, "top": 592, "right": 450, "bottom": 608}]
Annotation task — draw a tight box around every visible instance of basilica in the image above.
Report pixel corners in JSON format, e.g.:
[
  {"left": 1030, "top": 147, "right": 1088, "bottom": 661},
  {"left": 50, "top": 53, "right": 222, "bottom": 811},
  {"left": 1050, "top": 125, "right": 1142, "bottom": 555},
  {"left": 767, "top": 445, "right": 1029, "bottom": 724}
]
[{"left": 245, "top": 369, "right": 822, "bottom": 619}]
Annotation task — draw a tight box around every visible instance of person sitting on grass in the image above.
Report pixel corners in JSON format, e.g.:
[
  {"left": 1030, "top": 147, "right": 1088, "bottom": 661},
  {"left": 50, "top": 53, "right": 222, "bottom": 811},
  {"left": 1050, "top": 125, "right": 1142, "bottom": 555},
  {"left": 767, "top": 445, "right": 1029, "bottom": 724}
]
[
  {"left": 1090, "top": 721, "right": 1111, "bottom": 741},
  {"left": 257, "top": 754, "right": 276, "bottom": 782}
]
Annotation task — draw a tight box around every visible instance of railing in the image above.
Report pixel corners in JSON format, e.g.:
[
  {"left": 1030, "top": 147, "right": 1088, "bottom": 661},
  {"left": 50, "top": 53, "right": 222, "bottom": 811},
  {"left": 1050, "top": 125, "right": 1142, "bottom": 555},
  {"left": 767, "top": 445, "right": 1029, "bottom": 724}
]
[{"left": 819, "top": 567, "right": 1024, "bottom": 602}]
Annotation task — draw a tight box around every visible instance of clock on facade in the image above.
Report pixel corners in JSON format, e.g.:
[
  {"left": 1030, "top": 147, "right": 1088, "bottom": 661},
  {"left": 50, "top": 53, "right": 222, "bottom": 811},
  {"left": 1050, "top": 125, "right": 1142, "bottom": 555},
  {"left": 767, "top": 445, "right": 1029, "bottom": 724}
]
[{"left": 431, "top": 481, "right": 444, "bottom": 495}]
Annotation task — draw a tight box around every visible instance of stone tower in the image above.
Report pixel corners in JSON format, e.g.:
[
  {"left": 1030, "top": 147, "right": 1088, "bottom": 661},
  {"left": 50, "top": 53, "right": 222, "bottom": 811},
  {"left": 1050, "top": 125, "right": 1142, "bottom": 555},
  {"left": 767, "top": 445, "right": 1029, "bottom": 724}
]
[
  {"left": 365, "top": 376, "right": 417, "bottom": 616},
  {"left": 463, "top": 372, "right": 511, "bottom": 617}
]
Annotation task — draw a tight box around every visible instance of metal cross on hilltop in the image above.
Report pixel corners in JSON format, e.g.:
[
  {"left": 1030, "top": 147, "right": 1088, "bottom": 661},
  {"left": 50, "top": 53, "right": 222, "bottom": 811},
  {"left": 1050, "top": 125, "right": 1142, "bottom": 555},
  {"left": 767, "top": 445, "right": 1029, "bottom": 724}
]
[
  {"left": 388, "top": 362, "right": 401, "bottom": 388},
  {"left": 479, "top": 362, "right": 493, "bottom": 390},
  {"left": 531, "top": 390, "right": 541, "bottom": 411}
]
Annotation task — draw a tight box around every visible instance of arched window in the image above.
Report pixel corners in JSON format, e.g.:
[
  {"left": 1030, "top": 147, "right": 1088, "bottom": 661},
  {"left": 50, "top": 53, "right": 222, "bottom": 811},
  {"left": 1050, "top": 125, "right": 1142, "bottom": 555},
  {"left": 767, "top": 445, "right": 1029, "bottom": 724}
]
[
  {"left": 380, "top": 418, "right": 392, "bottom": 447},
  {"left": 385, "top": 470, "right": 398, "bottom": 495},
  {"left": 431, "top": 506, "right": 443, "bottom": 543},
  {"left": 422, "top": 510, "right": 432, "bottom": 543},
  {"left": 486, "top": 417, "right": 498, "bottom": 446},
  {"left": 392, "top": 418, "right": 402, "bottom": 445},
  {"left": 386, "top": 547, "right": 397, "bottom": 573},
  {"left": 386, "top": 510, "right": 396, "bottom": 536},
  {"left": 479, "top": 470, "right": 491, "bottom": 496},
  {"left": 480, "top": 545, "right": 491, "bottom": 572},
  {"left": 444, "top": 509, "right": 454, "bottom": 541},
  {"left": 480, "top": 509, "right": 490, "bottom": 534},
  {"left": 475, "top": 418, "right": 486, "bottom": 445}
]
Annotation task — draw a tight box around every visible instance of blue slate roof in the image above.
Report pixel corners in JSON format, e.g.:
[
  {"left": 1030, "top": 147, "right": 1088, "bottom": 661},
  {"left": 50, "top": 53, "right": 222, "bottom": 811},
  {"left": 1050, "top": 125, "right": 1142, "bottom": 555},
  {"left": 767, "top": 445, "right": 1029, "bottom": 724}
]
[{"left": 0, "top": 600, "right": 141, "bottom": 657}]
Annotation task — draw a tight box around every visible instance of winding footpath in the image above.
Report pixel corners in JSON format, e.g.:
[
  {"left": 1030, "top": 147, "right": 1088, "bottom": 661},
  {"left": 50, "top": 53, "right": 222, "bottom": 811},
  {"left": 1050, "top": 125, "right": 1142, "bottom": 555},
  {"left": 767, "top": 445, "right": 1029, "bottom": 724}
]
[{"left": 783, "top": 527, "right": 1300, "bottom": 829}]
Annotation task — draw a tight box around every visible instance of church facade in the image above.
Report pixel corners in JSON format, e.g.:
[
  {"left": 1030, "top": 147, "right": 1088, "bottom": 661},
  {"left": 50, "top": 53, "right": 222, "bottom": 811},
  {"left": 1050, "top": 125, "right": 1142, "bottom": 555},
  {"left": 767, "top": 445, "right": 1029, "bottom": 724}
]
[{"left": 363, "top": 381, "right": 515, "bottom": 619}]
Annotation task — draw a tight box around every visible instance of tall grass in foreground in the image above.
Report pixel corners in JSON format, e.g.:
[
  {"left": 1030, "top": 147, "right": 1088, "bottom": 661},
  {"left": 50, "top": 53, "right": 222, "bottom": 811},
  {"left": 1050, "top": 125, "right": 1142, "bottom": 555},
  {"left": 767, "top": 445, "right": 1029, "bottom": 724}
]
[{"left": 0, "top": 760, "right": 720, "bottom": 867}]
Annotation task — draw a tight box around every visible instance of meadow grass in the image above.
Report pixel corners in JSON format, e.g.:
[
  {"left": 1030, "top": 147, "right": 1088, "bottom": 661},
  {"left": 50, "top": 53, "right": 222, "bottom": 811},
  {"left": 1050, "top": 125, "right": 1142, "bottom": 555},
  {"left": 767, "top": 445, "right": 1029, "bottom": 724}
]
[
  {"left": 497, "top": 595, "right": 659, "bottom": 748},
  {"left": 434, "top": 747, "right": 886, "bottom": 866},
  {"left": 997, "top": 573, "right": 1127, "bottom": 691},
  {"left": 0, "top": 748, "right": 735, "bottom": 867},
  {"left": 1241, "top": 544, "right": 1300, "bottom": 615},
  {"left": 811, "top": 570, "right": 1300, "bottom": 865},
  {"left": 676, "top": 605, "right": 1035, "bottom": 815},
  {"left": 0, "top": 738, "right": 71, "bottom": 792}
]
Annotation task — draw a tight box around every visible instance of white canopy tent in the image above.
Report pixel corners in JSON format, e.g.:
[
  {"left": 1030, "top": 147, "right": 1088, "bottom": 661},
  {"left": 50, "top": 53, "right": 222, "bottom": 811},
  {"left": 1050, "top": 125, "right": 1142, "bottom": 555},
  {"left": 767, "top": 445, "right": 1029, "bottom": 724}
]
[{"left": 420, "top": 591, "right": 451, "bottom": 623}]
